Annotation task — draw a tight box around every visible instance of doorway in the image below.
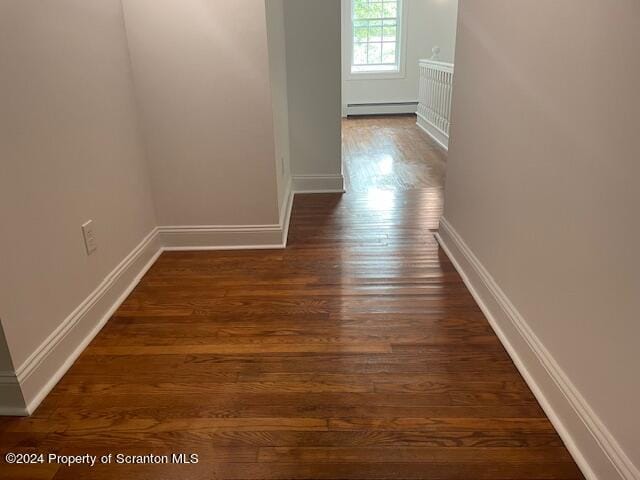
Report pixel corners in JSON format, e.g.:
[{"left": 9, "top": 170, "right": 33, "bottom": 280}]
[{"left": 340, "top": 0, "right": 458, "bottom": 204}]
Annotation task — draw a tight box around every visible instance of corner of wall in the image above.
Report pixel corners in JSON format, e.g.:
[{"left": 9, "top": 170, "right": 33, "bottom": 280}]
[
  {"left": 284, "top": 0, "right": 343, "bottom": 189},
  {"left": 0, "top": 323, "right": 27, "bottom": 416}
]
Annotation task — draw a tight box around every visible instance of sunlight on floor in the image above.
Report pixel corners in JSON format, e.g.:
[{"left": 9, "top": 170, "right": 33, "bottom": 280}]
[
  {"left": 342, "top": 115, "right": 447, "bottom": 194},
  {"left": 365, "top": 188, "right": 396, "bottom": 211},
  {"left": 377, "top": 155, "right": 394, "bottom": 175}
]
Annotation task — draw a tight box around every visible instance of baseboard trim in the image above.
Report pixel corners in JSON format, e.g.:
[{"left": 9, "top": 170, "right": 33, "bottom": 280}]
[
  {"left": 15, "top": 228, "right": 162, "bottom": 415},
  {"left": 159, "top": 225, "right": 285, "bottom": 251},
  {"left": 435, "top": 217, "right": 639, "bottom": 480},
  {"left": 292, "top": 174, "right": 345, "bottom": 194},
  {"left": 160, "top": 180, "right": 295, "bottom": 251},
  {"left": 281, "top": 179, "right": 294, "bottom": 247},
  {"left": 346, "top": 101, "right": 418, "bottom": 116},
  {"left": 416, "top": 112, "right": 449, "bottom": 151}
]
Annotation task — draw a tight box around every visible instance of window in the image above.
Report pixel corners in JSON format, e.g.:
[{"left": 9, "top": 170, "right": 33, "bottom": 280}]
[{"left": 350, "top": 0, "right": 404, "bottom": 75}]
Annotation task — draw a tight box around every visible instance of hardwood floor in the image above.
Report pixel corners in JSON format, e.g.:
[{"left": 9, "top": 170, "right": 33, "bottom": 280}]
[
  {"left": 0, "top": 116, "right": 584, "bottom": 479},
  {"left": 343, "top": 115, "right": 446, "bottom": 193}
]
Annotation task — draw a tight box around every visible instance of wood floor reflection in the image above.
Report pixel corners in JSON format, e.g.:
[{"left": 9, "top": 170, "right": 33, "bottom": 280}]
[
  {"left": 342, "top": 114, "right": 446, "bottom": 193},
  {"left": 0, "top": 116, "right": 584, "bottom": 479}
]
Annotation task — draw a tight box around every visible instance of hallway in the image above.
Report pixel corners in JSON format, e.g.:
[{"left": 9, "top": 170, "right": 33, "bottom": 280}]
[{"left": 0, "top": 117, "right": 584, "bottom": 479}]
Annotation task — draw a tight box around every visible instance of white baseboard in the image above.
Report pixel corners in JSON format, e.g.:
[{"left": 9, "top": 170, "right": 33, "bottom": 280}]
[
  {"left": 280, "top": 179, "right": 294, "bottom": 247},
  {"left": 436, "top": 217, "right": 639, "bottom": 480},
  {"left": 346, "top": 102, "right": 418, "bottom": 116},
  {"left": 159, "top": 226, "right": 286, "bottom": 251},
  {"left": 160, "top": 181, "right": 294, "bottom": 251},
  {"left": 292, "top": 174, "right": 345, "bottom": 194},
  {"left": 15, "top": 228, "right": 162, "bottom": 416},
  {"left": 416, "top": 112, "right": 449, "bottom": 151}
]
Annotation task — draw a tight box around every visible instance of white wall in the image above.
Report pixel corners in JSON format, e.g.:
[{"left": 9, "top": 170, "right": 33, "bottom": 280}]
[
  {"left": 265, "top": 0, "right": 293, "bottom": 212},
  {"left": 283, "top": 0, "right": 343, "bottom": 191},
  {"left": 121, "top": 0, "right": 281, "bottom": 226},
  {"left": 0, "top": 0, "right": 156, "bottom": 383},
  {"left": 342, "top": 0, "right": 458, "bottom": 108},
  {"left": 443, "top": 0, "right": 640, "bottom": 475}
]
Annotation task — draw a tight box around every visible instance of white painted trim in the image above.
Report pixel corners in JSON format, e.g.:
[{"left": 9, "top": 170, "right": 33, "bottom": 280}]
[
  {"left": 345, "top": 69, "right": 406, "bottom": 81},
  {"left": 416, "top": 112, "right": 449, "bottom": 151},
  {"left": 280, "top": 178, "right": 294, "bottom": 247},
  {"left": 158, "top": 225, "right": 285, "bottom": 251},
  {"left": 15, "top": 228, "right": 162, "bottom": 415},
  {"left": 346, "top": 102, "right": 417, "bottom": 116},
  {"left": 418, "top": 58, "right": 454, "bottom": 72},
  {"left": 436, "top": 217, "right": 639, "bottom": 480},
  {"left": 161, "top": 244, "right": 284, "bottom": 252},
  {"left": 292, "top": 174, "right": 345, "bottom": 193},
  {"left": 160, "top": 180, "right": 295, "bottom": 251}
]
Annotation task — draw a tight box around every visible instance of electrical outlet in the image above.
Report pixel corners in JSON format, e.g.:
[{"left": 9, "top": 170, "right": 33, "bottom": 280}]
[{"left": 81, "top": 220, "right": 97, "bottom": 255}]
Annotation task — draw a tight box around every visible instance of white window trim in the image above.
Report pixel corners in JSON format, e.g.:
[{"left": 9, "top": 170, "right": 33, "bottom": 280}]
[{"left": 343, "top": 0, "right": 408, "bottom": 81}]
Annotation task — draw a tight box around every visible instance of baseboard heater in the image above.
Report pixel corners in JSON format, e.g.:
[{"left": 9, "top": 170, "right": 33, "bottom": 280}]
[{"left": 345, "top": 101, "right": 418, "bottom": 116}]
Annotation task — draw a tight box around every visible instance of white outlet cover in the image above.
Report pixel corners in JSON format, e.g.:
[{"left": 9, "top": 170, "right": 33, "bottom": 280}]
[{"left": 81, "top": 220, "right": 97, "bottom": 255}]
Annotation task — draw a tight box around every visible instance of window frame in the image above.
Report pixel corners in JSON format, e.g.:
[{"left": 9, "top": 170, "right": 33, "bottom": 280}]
[{"left": 344, "top": 0, "right": 408, "bottom": 80}]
